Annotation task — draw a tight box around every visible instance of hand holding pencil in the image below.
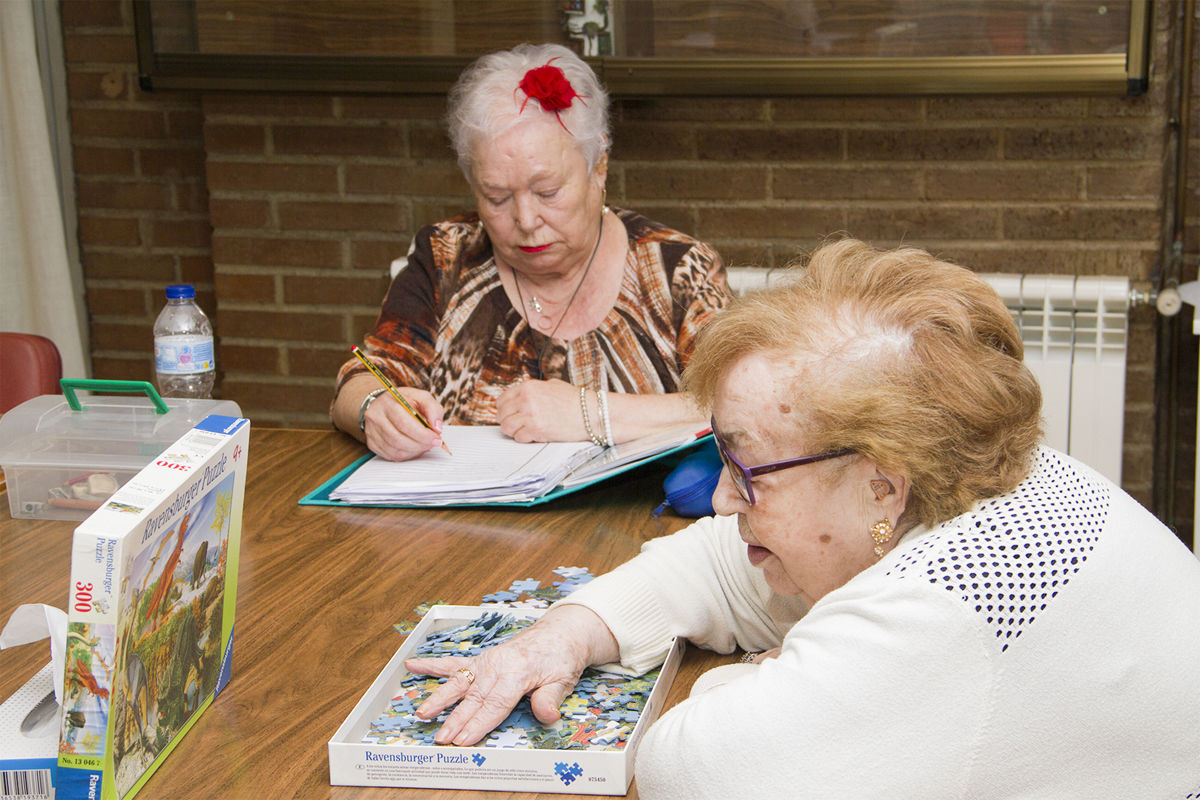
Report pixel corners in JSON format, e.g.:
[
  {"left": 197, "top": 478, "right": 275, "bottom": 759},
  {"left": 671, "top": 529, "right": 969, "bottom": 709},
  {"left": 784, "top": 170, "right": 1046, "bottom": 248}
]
[{"left": 352, "top": 346, "right": 453, "bottom": 458}]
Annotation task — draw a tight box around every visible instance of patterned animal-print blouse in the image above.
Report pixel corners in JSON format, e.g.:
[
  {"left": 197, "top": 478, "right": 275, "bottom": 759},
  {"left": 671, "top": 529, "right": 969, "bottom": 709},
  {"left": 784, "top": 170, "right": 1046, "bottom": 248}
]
[{"left": 334, "top": 208, "right": 730, "bottom": 425}]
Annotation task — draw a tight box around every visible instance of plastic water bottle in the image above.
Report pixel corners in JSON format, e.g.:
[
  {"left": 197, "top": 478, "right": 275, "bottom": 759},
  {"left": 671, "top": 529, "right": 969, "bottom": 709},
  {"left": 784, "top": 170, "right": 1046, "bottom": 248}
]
[{"left": 153, "top": 284, "right": 215, "bottom": 398}]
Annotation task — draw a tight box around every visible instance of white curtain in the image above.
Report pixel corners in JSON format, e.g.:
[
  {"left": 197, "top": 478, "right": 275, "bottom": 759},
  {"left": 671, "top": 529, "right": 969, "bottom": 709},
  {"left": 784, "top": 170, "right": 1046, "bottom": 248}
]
[{"left": 0, "top": 0, "right": 88, "bottom": 378}]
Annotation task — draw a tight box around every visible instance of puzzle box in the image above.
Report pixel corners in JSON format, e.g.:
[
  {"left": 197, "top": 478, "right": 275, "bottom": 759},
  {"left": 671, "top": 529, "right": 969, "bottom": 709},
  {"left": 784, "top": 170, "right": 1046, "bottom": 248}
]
[
  {"left": 56, "top": 415, "right": 250, "bottom": 800},
  {"left": 329, "top": 604, "right": 683, "bottom": 795}
]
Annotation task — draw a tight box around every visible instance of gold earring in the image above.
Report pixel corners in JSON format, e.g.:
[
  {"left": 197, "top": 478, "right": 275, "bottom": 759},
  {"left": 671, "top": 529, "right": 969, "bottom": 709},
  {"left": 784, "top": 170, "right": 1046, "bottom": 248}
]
[{"left": 870, "top": 518, "right": 894, "bottom": 558}]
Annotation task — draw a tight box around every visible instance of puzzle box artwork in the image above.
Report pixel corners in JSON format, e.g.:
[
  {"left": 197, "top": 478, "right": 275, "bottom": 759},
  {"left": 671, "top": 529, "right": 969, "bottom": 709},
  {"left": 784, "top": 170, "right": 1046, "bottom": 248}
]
[{"left": 56, "top": 415, "right": 250, "bottom": 800}]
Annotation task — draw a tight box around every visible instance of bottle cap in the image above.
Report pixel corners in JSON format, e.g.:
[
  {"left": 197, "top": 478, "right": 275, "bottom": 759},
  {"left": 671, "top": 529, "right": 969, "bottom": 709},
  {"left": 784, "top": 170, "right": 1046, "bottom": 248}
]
[{"left": 165, "top": 284, "right": 196, "bottom": 299}]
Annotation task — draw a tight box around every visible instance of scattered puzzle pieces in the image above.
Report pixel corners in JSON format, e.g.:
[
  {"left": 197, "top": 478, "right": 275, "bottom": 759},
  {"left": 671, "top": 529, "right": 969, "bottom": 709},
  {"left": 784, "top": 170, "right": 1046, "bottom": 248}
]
[{"left": 371, "top": 567, "right": 656, "bottom": 752}]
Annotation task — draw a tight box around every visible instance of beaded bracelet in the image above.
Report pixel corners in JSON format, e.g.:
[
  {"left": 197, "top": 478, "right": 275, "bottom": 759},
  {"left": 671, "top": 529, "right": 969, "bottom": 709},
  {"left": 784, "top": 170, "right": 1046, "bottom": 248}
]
[
  {"left": 579, "top": 386, "right": 604, "bottom": 446},
  {"left": 597, "top": 389, "right": 613, "bottom": 447}
]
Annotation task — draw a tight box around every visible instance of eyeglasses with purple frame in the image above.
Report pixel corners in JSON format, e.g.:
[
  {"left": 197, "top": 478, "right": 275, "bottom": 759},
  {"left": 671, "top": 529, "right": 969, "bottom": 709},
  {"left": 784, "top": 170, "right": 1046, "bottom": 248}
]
[{"left": 710, "top": 416, "right": 854, "bottom": 506}]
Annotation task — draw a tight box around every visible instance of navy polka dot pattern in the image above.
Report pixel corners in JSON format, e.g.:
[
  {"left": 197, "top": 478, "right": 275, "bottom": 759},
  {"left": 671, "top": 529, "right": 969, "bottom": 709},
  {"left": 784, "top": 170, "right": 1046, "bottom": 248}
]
[{"left": 887, "top": 449, "right": 1108, "bottom": 653}]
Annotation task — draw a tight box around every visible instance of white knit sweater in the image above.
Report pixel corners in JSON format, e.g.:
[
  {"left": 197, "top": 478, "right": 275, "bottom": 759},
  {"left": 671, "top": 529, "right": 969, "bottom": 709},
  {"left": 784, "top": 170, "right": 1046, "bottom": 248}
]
[{"left": 561, "top": 447, "right": 1200, "bottom": 798}]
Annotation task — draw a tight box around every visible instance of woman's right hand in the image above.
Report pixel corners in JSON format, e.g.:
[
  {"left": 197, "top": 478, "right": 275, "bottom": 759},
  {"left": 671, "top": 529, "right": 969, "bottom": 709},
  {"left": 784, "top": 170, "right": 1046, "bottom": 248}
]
[
  {"left": 404, "top": 604, "right": 620, "bottom": 746},
  {"left": 363, "top": 387, "right": 446, "bottom": 461}
]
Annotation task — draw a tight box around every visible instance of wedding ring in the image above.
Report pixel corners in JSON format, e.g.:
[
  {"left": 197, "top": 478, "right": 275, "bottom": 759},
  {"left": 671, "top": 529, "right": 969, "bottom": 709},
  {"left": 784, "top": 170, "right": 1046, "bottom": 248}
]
[
  {"left": 739, "top": 652, "right": 759, "bottom": 664},
  {"left": 456, "top": 667, "right": 476, "bottom": 685}
]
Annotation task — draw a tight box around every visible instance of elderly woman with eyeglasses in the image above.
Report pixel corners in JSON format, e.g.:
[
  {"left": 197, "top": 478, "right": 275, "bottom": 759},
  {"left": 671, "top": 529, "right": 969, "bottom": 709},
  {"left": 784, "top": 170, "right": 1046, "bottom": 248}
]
[
  {"left": 405, "top": 238, "right": 1200, "bottom": 797},
  {"left": 331, "top": 43, "right": 729, "bottom": 461}
]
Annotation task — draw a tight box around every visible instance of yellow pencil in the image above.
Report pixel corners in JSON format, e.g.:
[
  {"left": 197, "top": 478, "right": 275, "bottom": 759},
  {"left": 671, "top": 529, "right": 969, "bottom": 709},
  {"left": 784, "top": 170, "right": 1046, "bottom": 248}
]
[{"left": 352, "top": 346, "right": 452, "bottom": 455}]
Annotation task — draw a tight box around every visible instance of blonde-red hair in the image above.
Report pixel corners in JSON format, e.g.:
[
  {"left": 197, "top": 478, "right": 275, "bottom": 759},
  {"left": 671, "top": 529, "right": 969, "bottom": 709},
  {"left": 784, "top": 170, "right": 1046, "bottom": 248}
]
[{"left": 684, "top": 238, "right": 1043, "bottom": 528}]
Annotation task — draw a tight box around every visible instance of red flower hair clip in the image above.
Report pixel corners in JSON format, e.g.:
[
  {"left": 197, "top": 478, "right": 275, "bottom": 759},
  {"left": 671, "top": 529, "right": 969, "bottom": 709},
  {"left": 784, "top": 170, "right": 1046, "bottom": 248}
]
[{"left": 517, "top": 58, "right": 588, "bottom": 132}]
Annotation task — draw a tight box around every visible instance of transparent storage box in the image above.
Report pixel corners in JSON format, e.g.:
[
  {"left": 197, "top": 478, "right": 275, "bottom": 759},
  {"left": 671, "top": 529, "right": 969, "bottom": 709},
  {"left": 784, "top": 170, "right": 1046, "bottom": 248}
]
[{"left": 0, "top": 380, "right": 241, "bottom": 520}]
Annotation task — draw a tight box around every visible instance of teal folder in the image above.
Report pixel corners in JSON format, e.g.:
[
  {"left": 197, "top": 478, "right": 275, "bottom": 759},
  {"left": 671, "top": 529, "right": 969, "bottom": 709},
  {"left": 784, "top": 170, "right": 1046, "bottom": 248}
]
[{"left": 298, "top": 432, "right": 711, "bottom": 509}]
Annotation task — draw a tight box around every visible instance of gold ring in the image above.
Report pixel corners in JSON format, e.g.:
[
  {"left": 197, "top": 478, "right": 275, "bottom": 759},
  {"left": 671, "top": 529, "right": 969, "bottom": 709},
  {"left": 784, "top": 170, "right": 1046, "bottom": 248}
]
[
  {"left": 456, "top": 667, "right": 475, "bottom": 684},
  {"left": 739, "top": 652, "right": 759, "bottom": 664}
]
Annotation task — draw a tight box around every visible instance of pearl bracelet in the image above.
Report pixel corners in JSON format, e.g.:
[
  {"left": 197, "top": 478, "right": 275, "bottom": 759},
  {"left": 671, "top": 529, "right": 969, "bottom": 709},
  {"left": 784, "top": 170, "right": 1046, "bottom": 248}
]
[
  {"left": 597, "top": 389, "right": 613, "bottom": 447},
  {"left": 579, "top": 386, "right": 604, "bottom": 446}
]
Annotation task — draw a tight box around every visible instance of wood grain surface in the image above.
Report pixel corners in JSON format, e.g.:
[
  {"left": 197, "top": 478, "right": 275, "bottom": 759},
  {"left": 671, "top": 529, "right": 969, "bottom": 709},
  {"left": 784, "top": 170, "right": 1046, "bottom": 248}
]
[{"left": 1, "top": 428, "right": 728, "bottom": 799}]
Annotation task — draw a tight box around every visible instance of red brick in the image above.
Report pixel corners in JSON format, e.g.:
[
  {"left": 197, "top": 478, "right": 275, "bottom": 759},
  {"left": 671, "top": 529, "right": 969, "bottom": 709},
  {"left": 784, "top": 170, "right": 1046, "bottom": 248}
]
[
  {"left": 352, "top": 239, "right": 413, "bottom": 271},
  {"left": 60, "top": 0, "right": 125, "bottom": 28},
  {"left": 847, "top": 128, "right": 1000, "bottom": 160},
  {"left": 152, "top": 218, "right": 212, "bottom": 248},
  {"left": 696, "top": 128, "right": 842, "bottom": 162},
  {"left": 63, "top": 33, "right": 136, "bottom": 64},
  {"left": 140, "top": 146, "right": 206, "bottom": 178},
  {"left": 212, "top": 235, "right": 342, "bottom": 268},
  {"left": 278, "top": 201, "right": 405, "bottom": 232},
  {"left": 167, "top": 110, "right": 205, "bottom": 139},
  {"left": 91, "top": 357, "right": 154, "bottom": 383},
  {"left": 610, "top": 124, "right": 696, "bottom": 161},
  {"left": 208, "top": 198, "right": 271, "bottom": 229},
  {"left": 89, "top": 320, "right": 152, "bottom": 351},
  {"left": 71, "top": 108, "right": 165, "bottom": 140},
  {"left": 202, "top": 94, "right": 334, "bottom": 118},
  {"left": 926, "top": 166, "right": 1080, "bottom": 201},
  {"left": 83, "top": 251, "right": 177, "bottom": 280},
  {"left": 220, "top": 344, "right": 284, "bottom": 374},
  {"left": 927, "top": 97, "right": 1090, "bottom": 120},
  {"left": 1003, "top": 206, "right": 1158, "bottom": 240},
  {"left": 774, "top": 167, "right": 921, "bottom": 200},
  {"left": 272, "top": 124, "right": 405, "bottom": 157},
  {"left": 219, "top": 309, "right": 343, "bottom": 342},
  {"left": 617, "top": 98, "right": 767, "bottom": 123},
  {"left": 72, "top": 145, "right": 135, "bottom": 175},
  {"left": 695, "top": 205, "right": 845, "bottom": 240},
  {"left": 845, "top": 205, "right": 1001, "bottom": 241},
  {"left": 206, "top": 162, "right": 339, "bottom": 193},
  {"left": 1005, "top": 123, "right": 1161, "bottom": 160},
  {"left": 177, "top": 182, "right": 212, "bottom": 214},
  {"left": 772, "top": 97, "right": 922, "bottom": 122},
  {"left": 85, "top": 287, "right": 150, "bottom": 316},
  {"left": 67, "top": 70, "right": 130, "bottom": 102},
  {"left": 350, "top": 313, "right": 381, "bottom": 338},
  {"left": 1087, "top": 165, "right": 1162, "bottom": 200},
  {"left": 345, "top": 163, "right": 468, "bottom": 196},
  {"left": 204, "top": 124, "right": 267, "bottom": 155},
  {"left": 178, "top": 256, "right": 216, "bottom": 285},
  {"left": 411, "top": 201, "right": 473, "bottom": 227},
  {"left": 284, "top": 274, "right": 387, "bottom": 306},
  {"left": 218, "top": 380, "right": 335, "bottom": 414},
  {"left": 214, "top": 273, "right": 277, "bottom": 303},
  {"left": 286, "top": 345, "right": 354, "bottom": 378},
  {"left": 409, "top": 123, "right": 452, "bottom": 159},
  {"left": 339, "top": 96, "right": 446, "bottom": 120},
  {"left": 626, "top": 167, "right": 768, "bottom": 201},
  {"left": 78, "top": 215, "right": 141, "bottom": 246}
]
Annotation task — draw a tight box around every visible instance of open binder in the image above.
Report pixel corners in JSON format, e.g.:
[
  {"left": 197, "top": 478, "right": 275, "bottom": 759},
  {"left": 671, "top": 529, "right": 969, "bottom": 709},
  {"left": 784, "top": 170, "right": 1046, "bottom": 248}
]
[{"left": 299, "top": 423, "right": 712, "bottom": 508}]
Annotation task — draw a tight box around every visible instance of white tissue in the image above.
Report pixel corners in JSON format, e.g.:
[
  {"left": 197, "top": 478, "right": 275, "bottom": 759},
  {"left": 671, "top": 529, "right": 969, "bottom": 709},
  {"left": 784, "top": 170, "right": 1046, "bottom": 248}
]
[{"left": 0, "top": 603, "right": 67, "bottom": 705}]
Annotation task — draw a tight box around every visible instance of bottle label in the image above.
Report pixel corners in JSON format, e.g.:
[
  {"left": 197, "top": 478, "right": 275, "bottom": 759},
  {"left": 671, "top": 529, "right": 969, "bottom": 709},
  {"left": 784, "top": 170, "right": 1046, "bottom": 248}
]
[{"left": 154, "top": 335, "right": 214, "bottom": 374}]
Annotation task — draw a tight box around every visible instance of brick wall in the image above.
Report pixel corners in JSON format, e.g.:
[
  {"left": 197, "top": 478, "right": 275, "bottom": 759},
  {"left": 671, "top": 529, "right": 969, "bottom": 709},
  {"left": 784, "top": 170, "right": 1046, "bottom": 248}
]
[
  {"left": 62, "top": 0, "right": 213, "bottom": 384},
  {"left": 62, "top": 0, "right": 1186, "bottom": 526}
]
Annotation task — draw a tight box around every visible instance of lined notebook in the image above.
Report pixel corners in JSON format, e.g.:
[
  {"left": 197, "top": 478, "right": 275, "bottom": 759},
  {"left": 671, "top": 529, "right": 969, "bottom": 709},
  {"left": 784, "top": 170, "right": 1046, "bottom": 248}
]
[{"left": 323, "top": 424, "right": 709, "bottom": 506}]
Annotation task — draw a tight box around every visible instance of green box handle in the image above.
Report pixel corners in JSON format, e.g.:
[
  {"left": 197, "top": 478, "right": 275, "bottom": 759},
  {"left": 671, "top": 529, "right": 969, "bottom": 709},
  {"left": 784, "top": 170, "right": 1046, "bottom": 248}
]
[{"left": 60, "top": 379, "right": 170, "bottom": 414}]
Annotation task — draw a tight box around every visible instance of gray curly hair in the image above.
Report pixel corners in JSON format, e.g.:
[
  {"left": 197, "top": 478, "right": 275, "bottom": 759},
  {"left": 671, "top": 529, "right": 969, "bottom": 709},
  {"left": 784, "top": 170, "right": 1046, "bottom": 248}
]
[{"left": 447, "top": 43, "right": 610, "bottom": 183}]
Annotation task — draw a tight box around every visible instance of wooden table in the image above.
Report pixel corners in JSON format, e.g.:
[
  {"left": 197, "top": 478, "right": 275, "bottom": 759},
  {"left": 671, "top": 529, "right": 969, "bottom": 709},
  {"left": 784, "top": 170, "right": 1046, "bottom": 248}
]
[{"left": 1, "top": 428, "right": 727, "bottom": 799}]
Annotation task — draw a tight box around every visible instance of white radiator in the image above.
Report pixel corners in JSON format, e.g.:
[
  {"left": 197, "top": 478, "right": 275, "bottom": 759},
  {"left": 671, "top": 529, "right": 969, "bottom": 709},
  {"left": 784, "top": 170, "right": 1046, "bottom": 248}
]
[{"left": 725, "top": 267, "right": 1130, "bottom": 485}]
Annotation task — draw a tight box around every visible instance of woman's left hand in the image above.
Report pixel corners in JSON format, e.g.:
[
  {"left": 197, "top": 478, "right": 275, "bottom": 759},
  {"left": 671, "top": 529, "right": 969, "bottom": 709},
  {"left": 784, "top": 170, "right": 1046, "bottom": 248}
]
[{"left": 496, "top": 378, "right": 587, "bottom": 443}]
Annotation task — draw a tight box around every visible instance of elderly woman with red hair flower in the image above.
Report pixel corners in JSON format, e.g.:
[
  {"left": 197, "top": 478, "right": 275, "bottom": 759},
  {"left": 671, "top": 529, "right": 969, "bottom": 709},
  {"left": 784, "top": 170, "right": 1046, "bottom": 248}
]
[{"left": 332, "top": 43, "right": 730, "bottom": 461}]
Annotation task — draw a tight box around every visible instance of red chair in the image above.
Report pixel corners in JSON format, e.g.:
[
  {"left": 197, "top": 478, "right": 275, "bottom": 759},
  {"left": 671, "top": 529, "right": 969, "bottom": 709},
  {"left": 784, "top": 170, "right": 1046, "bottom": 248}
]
[{"left": 0, "top": 332, "right": 63, "bottom": 414}]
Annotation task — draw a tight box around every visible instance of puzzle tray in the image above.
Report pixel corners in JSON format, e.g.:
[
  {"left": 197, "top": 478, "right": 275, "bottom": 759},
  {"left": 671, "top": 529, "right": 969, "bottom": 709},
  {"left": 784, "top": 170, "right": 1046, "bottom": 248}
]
[{"left": 328, "top": 604, "right": 683, "bottom": 795}]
